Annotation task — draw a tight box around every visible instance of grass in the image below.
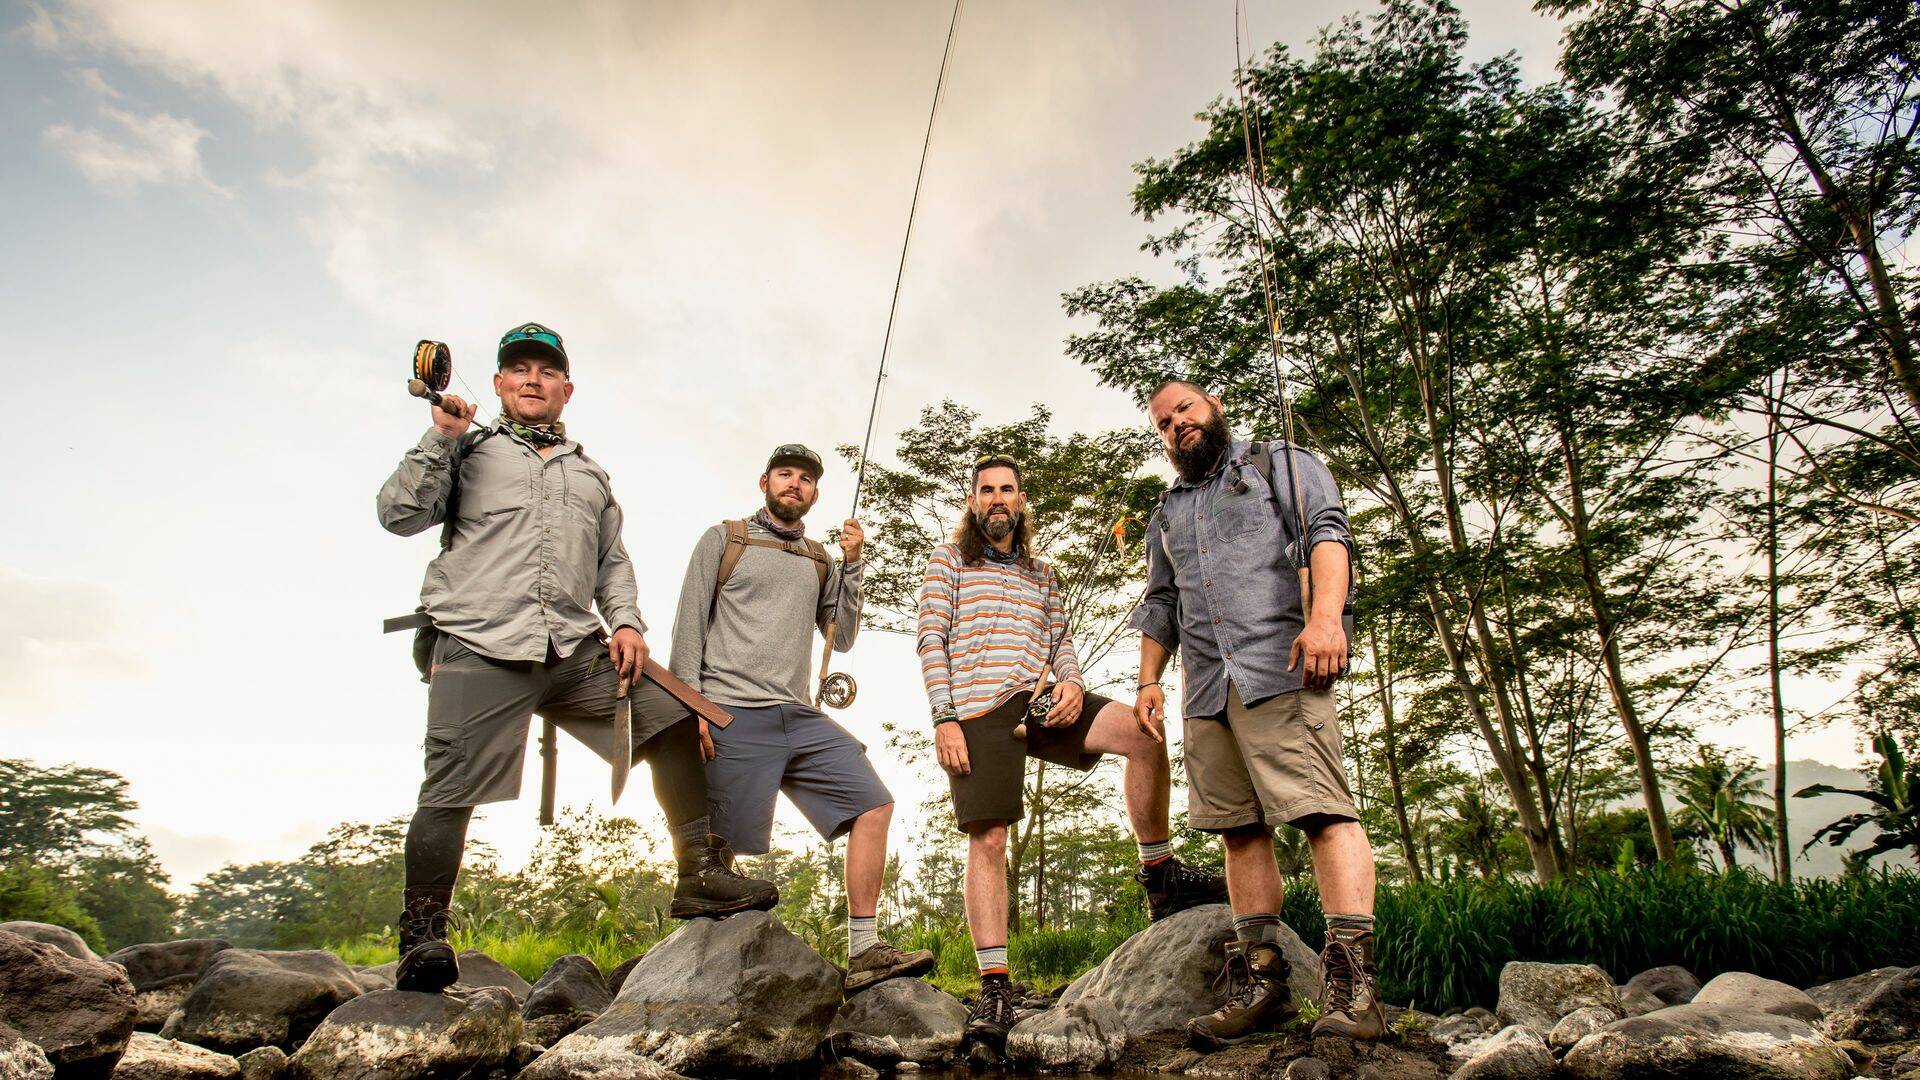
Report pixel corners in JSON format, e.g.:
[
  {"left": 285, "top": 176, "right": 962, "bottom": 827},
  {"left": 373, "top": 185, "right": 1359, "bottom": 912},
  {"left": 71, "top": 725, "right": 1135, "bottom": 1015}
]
[{"left": 333, "top": 925, "right": 646, "bottom": 983}]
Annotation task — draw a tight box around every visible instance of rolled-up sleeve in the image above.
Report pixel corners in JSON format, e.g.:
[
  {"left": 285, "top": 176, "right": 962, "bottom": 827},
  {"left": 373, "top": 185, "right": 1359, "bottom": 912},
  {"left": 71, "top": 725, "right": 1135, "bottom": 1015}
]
[
  {"left": 1043, "top": 565, "right": 1085, "bottom": 687},
  {"left": 1127, "top": 515, "right": 1181, "bottom": 655},
  {"left": 1291, "top": 448, "right": 1352, "bottom": 551},
  {"left": 593, "top": 494, "right": 647, "bottom": 637},
  {"left": 377, "top": 429, "right": 459, "bottom": 536}
]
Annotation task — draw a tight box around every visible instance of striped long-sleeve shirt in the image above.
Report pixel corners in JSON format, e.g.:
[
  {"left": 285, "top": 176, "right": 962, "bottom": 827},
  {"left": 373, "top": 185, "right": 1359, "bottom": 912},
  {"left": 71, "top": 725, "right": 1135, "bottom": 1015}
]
[{"left": 916, "top": 543, "right": 1083, "bottom": 721}]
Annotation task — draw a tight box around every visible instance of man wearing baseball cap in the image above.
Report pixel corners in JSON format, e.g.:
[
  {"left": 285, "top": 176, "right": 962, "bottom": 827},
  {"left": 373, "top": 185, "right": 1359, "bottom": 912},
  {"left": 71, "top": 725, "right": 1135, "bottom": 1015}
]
[
  {"left": 378, "top": 321, "right": 778, "bottom": 994},
  {"left": 669, "top": 444, "right": 934, "bottom": 993}
]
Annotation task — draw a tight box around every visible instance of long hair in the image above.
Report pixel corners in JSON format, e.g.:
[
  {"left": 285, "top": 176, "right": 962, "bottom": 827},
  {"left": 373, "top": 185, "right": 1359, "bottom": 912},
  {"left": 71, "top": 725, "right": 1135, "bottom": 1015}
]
[{"left": 952, "top": 505, "right": 1036, "bottom": 570}]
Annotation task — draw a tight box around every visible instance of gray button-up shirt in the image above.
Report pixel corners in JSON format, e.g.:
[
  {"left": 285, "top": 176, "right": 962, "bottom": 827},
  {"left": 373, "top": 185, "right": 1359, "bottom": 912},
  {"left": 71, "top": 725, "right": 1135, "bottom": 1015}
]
[
  {"left": 377, "top": 421, "right": 646, "bottom": 662},
  {"left": 1128, "top": 439, "right": 1353, "bottom": 716}
]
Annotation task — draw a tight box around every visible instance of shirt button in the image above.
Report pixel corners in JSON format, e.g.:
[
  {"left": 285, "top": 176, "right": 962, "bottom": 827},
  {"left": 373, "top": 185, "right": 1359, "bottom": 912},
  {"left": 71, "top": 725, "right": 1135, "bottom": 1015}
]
[
  {"left": 1225, "top": 650, "right": 1233, "bottom": 658},
  {"left": 1204, "top": 580, "right": 1212, "bottom": 587},
  {"left": 1213, "top": 617, "right": 1221, "bottom": 624},
  {"left": 1201, "top": 547, "right": 1209, "bottom": 554}
]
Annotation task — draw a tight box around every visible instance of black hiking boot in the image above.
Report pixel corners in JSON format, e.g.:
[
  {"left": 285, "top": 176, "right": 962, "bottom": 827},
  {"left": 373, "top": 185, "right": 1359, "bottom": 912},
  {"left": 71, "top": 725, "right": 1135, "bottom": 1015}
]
[
  {"left": 669, "top": 834, "right": 778, "bottom": 919},
  {"left": 1136, "top": 856, "right": 1229, "bottom": 922},
  {"left": 1310, "top": 929, "right": 1386, "bottom": 1040},
  {"left": 394, "top": 888, "right": 459, "bottom": 994},
  {"left": 966, "top": 972, "right": 1018, "bottom": 1052},
  {"left": 1188, "top": 939, "right": 1297, "bottom": 1049},
  {"left": 845, "top": 940, "right": 937, "bottom": 994}
]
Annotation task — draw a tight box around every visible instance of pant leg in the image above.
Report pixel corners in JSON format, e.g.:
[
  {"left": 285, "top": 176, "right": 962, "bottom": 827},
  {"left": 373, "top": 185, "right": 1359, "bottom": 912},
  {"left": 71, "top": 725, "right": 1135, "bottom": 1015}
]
[
  {"left": 418, "top": 634, "right": 547, "bottom": 808},
  {"left": 539, "top": 644, "right": 709, "bottom": 838}
]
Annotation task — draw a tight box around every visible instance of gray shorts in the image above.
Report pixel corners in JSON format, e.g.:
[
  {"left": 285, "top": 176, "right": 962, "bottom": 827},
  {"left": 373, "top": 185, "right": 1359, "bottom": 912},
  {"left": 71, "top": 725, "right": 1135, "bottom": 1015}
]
[
  {"left": 418, "top": 634, "right": 691, "bottom": 807},
  {"left": 705, "top": 701, "right": 892, "bottom": 855}
]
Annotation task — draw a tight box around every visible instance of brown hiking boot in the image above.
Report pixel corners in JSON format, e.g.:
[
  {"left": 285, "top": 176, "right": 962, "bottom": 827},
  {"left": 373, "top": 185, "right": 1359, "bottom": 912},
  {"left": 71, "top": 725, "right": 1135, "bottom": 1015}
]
[
  {"left": 1310, "top": 929, "right": 1386, "bottom": 1040},
  {"left": 394, "top": 889, "right": 458, "bottom": 994},
  {"left": 845, "top": 940, "right": 937, "bottom": 993},
  {"left": 1135, "top": 856, "right": 1228, "bottom": 922},
  {"left": 669, "top": 834, "right": 779, "bottom": 919},
  {"left": 1188, "top": 939, "right": 1296, "bottom": 1049}
]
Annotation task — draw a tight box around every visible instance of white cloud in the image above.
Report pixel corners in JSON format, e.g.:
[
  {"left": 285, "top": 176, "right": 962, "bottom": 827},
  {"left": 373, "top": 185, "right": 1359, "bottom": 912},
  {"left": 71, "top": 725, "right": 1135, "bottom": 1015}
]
[
  {"left": 43, "top": 103, "right": 225, "bottom": 194},
  {"left": 0, "top": 567, "right": 138, "bottom": 707}
]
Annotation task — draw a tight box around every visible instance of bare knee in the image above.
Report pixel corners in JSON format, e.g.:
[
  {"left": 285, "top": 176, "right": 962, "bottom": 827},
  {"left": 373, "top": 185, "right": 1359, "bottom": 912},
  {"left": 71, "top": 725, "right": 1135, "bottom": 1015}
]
[
  {"left": 858, "top": 802, "right": 894, "bottom": 830},
  {"left": 968, "top": 822, "right": 1008, "bottom": 861},
  {"left": 1221, "top": 823, "right": 1273, "bottom": 856}
]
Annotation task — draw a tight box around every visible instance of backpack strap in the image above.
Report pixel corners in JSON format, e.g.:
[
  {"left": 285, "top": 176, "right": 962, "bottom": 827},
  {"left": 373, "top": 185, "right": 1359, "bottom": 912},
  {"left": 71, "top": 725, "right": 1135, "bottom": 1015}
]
[
  {"left": 710, "top": 521, "right": 833, "bottom": 620},
  {"left": 437, "top": 427, "right": 497, "bottom": 551}
]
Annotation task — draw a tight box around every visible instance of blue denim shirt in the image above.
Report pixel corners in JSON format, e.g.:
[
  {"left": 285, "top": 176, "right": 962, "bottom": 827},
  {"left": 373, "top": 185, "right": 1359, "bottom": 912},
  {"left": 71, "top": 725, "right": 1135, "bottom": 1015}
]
[{"left": 1128, "top": 439, "right": 1353, "bottom": 717}]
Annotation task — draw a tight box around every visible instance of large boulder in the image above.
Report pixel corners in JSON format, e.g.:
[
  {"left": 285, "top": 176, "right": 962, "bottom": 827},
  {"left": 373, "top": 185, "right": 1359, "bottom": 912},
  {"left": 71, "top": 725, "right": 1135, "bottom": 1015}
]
[
  {"left": 161, "top": 950, "right": 361, "bottom": 1054},
  {"left": 112, "top": 1033, "right": 241, "bottom": 1079},
  {"left": 1448, "top": 1025, "right": 1555, "bottom": 1080},
  {"left": 104, "top": 941, "right": 233, "bottom": 1034},
  {"left": 231, "top": 1047, "right": 284, "bottom": 1080},
  {"left": 1005, "top": 1000, "right": 1127, "bottom": 1073},
  {"left": 286, "top": 987, "right": 521, "bottom": 1080},
  {"left": 521, "top": 912, "right": 840, "bottom": 1077},
  {"left": 523, "top": 956, "right": 611, "bottom": 1046},
  {"left": 1548, "top": 1005, "right": 1615, "bottom": 1052},
  {"left": 0, "top": 930, "right": 136, "bottom": 1079},
  {"left": 1494, "top": 962, "right": 1621, "bottom": 1032},
  {"left": 604, "top": 956, "right": 644, "bottom": 998},
  {"left": 1693, "top": 971, "right": 1823, "bottom": 1023},
  {"left": 0, "top": 1023, "right": 54, "bottom": 1080},
  {"left": 1054, "top": 903, "right": 1318, "bottom": 1039},
  {"left": 0, "top": 923, "right": 96, "bottom": 962},
  {"left": 828, "top": 978, "right": 966, "bottom": 1064},
  {"left": 1562, "top": 1002, "right": 1852, "bottom": 1080},
  {"left": 1619, "top": 964, "right": 1699, "bottom": 1016},
  {"left": 1814, "top": 965, "right": 1920, "bottom": 1043}
]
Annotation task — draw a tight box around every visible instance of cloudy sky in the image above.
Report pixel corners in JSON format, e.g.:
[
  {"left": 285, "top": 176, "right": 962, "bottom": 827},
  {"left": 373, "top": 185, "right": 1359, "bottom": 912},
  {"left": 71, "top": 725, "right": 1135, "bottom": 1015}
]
[{"left": 2, "top": 0, "right": 1862, "bottom": 889}]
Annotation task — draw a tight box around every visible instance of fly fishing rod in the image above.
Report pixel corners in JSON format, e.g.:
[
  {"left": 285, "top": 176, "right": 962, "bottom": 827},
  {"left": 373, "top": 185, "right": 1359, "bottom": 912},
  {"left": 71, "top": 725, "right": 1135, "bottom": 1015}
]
[
  {"left": 815, "top": 0, "right": 966, "bottom": 709},
  {"left": 1011, "top": 515, "right": 1137, "bottom": 739}
]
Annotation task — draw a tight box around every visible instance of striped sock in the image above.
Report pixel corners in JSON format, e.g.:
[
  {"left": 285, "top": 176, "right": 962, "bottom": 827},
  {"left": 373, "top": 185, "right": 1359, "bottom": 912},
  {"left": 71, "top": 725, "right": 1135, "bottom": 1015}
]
[
  {"left": 1326, "top": 912, "right": 1375, "bottom": 938},
  {"left": 975, "top": 945, "right": 1009, "bottom": 975},
  {"left": 848, "top": 915, "right": 879, "bottom": 958},
  {"left": 1138, "top": 838, "right": 1173, "bottom": 866},
  {"left": 1233, "top": 912, "right": 1283, "bottom": 944}
]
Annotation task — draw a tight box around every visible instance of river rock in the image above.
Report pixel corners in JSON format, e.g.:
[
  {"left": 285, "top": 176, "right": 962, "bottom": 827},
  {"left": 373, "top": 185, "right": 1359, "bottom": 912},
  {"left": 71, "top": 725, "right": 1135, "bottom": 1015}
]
[
  {"left": 232, "top": 1047, "right": 285, "bottom": 1080},
  {"left": 349, "top": 970, "right": 392, "bottom": 994},
  {"left": 286, "top": 987, "right": 520, "bottom": 1079},
  {"left": 112, "top": 1033, "right": 241, "bottom": 1079},
  {"left": 1562, "top": 1002, "right": 1852, "bottom": 1080},
  {"left": 1814, "top": 965, "right": 1920, "bottom": 1042},
  {"left": 1005, "top": 999, "right": 1127, "bottom": 1072},
  {"left": 1619, "top": 964, "right": 1698, "bottom": 1016},
  {"left": 828, "top": 978, "right": 966, "bottom": 1064},
  {"left": 0, "top": 922, "right": 97, "bottom": 962},
  {"left": 1494, "top": 962, "right": 1621, "bottom": 1032},
  {"left": 0, "top": 930, "right": 136, "bottom": 1079},
  {"left": 106, "top": 941, "right": 234, "bottom": 1034},
  {"left": 1449, "top": 1025, "right": 1554, "bottom": 1080},
  {"left": 360, "top": 951, "right": 530, "bottom": 1001},
  {"left": 1693, "top": 971, "right": 1823, "bottom": 1023},
  {"left": 1054, "top": 903, "right": 1318, "bottom": 1039},
  {"left": 161, "top": 949, "right": 361, "bottom": 1054},
  {"left": 523, "top": 955, "right": 611, "bottom": 1045},
  {"left": 0, "top": 1023, "right": 53, "bottom": 1080},
  {"left": 521, "top": 911, "right": 839, "bottom": 1077},
  {"left": 1548, "top": 1005, "right": 1615, "bottom": 1051},
  {"left": 604, "top": 956, "right": 643, "bottom": 998}
]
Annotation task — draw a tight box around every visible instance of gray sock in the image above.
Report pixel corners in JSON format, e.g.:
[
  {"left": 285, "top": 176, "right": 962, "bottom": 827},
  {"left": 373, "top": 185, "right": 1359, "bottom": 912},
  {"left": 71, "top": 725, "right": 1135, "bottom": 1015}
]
[
  {"left": 669, "top": 816, "right": 712, "bottom": 859},
  {"left": 1326, "top": 912, "right": 1375, "bottom": 938},
  {"left": 1232, "top": 912, "right": 1283, "bottom": 944}
]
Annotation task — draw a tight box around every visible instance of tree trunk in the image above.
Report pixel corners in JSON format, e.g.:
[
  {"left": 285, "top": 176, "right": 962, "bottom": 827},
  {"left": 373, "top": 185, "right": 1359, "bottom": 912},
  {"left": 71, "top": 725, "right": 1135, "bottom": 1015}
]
[
  {"left": 1369, "top": 618, "right": 1424, "bottom": 883},
  {"left": 1767, "top": 383, "right": 1792, "bottom": 883}
]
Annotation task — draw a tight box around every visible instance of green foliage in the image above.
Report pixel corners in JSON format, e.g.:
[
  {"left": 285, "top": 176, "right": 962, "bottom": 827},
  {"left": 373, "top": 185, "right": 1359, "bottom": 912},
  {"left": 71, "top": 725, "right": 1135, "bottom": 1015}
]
[
  {"left": 1673, "top": 748, "right": 1776, "bottom": 873},
  {"left": 0, "top": 759, "right": 138, "bottom": 864},
  {"left": 1799, "top": 732, "right": 1920, "bottom": 867},
  {"left": 0, "top": 759, "right": 173, "bottom": 949},
  {"left": 0, "top": 858, "right": 101, "bottom": 945}
]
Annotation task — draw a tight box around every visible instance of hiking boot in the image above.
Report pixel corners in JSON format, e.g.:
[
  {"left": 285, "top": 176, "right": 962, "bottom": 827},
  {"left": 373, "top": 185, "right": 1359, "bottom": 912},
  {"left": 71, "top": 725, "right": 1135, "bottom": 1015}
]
[
  {"left": 1310, "top": 929, "right": 1386, "bottom": 1040},
  {"left": 1189, "top": 939, "right": 1296, "bottom": 1049},
  {"left": 966, "top": 972, "right": 1018, "bottom": 1051},
  {"left": 394, "top": 889, "right": 459, "bottom": 994},
  {"left": 669, "top": 834, "right": 779, "bottom": 919},
  {"left": 845, "top": 940, "right": 937, "bottom": 994},
  {"left": 1136, "top": 856, "right": 1228, "bottom": 922}
]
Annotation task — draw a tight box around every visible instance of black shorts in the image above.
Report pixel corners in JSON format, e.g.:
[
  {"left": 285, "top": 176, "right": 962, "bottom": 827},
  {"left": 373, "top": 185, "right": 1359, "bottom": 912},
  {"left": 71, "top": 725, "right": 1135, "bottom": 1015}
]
[{"left": 948, "top": 689, "right": 1116, "bottom": 830}]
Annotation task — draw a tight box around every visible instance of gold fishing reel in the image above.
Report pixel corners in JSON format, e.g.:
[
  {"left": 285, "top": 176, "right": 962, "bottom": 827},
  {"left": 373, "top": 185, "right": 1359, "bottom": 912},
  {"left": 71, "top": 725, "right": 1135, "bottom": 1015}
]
[
  {"left": 818, "top": 672, "right": 858, "bottom": 709},
  {"left": 407, "top": 339, "right": 453, "bottom": 405}
]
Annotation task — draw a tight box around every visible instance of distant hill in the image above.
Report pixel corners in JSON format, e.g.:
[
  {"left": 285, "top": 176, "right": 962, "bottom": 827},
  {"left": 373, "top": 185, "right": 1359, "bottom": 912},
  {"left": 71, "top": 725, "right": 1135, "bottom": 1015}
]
[{"left": 1723, "top": 759, "right": 1908, "bottom": 878}]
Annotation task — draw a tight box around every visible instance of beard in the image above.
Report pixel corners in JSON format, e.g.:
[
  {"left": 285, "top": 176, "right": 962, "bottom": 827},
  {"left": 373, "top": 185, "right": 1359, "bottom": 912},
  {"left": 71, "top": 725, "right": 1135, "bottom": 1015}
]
[
  {"left": 764, "top": 490, "right": 814, "bottom": 524},
  {"left": 1168, "top": 409, "right": 1233, "bottom": 483},
  {"left": 972, "top": 505, "right": 1019, "bottom": 541}
]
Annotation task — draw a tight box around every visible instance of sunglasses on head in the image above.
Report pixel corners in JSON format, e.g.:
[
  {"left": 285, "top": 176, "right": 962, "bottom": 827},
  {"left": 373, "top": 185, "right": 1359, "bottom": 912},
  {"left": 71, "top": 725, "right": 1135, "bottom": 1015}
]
[{"left": 500, "top": 326, "right": 563, "bottom": 350}]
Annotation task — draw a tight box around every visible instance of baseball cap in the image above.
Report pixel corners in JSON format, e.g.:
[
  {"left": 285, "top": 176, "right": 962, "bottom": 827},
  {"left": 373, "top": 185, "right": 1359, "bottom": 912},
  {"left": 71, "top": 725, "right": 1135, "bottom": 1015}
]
[
  {"left": 498, "top": 322, "right": 569, "bottom": 373},
  {"left": 766, "top": 443, "right": 824, "bottom": 480}
]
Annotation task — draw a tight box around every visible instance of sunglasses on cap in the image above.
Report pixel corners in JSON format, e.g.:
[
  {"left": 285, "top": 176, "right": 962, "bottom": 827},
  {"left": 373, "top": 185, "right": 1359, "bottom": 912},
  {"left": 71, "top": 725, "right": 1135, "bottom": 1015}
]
[{"left": 500, "top": 324, "right": 564, "bottom": 351}]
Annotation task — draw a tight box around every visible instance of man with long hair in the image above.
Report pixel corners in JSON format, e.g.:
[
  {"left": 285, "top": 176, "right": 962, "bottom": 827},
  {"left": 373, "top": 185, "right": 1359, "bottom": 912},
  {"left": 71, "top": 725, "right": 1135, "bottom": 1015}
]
[
  {"left": 916, "top": 454, "right": 1225, "bottom": 1051},
  {"left": 1131, "top": 379, "right": 1382, "bottom": 1046}
]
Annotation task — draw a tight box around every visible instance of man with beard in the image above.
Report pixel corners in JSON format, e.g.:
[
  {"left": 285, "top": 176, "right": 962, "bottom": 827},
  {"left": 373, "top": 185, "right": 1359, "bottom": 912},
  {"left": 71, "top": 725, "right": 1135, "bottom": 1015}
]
[
  {"left": 1130, "top": 380, "right": 1381, "bottom": 1046},
  {"left": 378, "top": 322, "right": 777, "bottom": 994},
  {"left": 917, "top": 454, "right": 1226, "bottom": 1051},
  {"left": 670, "top": 444, "right": 934, "bottom": 994}
]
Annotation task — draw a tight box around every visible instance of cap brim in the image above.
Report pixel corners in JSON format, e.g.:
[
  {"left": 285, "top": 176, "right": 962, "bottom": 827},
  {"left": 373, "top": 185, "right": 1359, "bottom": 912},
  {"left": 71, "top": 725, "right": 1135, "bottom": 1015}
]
[
  {"left": 498, "top": 340, "right": 569, "bottom": 371},
  {"left": 768, "top": 455, "right": 823, "bottom": 479}
]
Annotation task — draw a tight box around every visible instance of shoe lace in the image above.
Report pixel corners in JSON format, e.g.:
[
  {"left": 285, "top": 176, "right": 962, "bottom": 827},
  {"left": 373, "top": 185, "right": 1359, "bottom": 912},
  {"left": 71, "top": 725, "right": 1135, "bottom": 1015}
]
[
  {"left": 1320, "top": 936, "right": 1360, "bottom": 1015},
  {"left": 976, "top": 978, "right": 1015, "bottom": 1025},
  {"left": 1211, "top": 947, "right": 1257, "bottom": 1010},
  {"left": 401, "top": 898, "right": 452, "bottom": 939},
  {"left": 1170, "top": 858, "right": 1219, "bottom": 890}
]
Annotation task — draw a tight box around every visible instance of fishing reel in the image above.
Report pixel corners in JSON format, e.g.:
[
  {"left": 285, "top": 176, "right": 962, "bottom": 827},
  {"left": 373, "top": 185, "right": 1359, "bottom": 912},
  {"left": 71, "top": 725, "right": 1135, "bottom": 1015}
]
[
  {"left": 407, "top": 340, "right": 453, "bottom": 406},
  {"left": 818, "top": 672, "right": 857, "bottom": 709}
]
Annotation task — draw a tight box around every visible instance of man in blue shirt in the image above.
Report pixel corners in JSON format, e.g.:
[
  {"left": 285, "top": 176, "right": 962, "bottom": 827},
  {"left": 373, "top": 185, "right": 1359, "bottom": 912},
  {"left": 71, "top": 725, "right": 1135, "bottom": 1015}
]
[{"left": 1130, "top": 379, "right": 1383, "bottom": 1046}]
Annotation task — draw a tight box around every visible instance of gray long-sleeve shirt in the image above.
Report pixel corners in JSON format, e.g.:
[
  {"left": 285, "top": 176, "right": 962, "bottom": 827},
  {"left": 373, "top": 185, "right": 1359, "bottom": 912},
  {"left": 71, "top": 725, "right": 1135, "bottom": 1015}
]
[
  {"left": 669, "top": 517, "right": 863, "bottom": 708},
  {"left": 1128, "top": 439, "right": 1352, "bottom": 715},
  {"left": 377, "top": 422, "right": 646, "bottom": 662}
]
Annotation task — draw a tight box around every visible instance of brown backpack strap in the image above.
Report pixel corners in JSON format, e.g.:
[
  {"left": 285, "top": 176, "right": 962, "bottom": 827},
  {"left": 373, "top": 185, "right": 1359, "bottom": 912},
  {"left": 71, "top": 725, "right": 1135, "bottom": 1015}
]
[
  {"left": 802, "top": 538, "right": 831, "bottom": 596},
  {"left": 710, "top": 522, "right": 834, "bottom": 620}
]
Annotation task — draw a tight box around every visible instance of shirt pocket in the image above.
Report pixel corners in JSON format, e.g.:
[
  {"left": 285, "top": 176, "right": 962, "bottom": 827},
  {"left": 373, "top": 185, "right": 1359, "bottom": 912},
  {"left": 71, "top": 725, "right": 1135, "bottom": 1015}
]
[
  {"left": 565, "top": 462, "right": 611, "bottom": 524},
  {"left": 1208, "top": 483, "right": 1271, "bottom": 543},
  {"left": 459, "top": 450, "right": 529, "bottom": 521}
]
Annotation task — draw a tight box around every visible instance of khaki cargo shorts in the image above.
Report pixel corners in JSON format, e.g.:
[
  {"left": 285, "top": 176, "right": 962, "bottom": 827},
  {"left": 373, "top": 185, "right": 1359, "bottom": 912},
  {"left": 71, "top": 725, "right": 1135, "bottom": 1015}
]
[{"left": 1184, "top": 682, "right": 1358, "bottom": 831}]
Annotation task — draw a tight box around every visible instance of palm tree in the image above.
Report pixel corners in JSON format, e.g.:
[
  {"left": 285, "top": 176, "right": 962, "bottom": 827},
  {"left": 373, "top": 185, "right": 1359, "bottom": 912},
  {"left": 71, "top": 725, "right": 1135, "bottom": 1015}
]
[
  {"left": 1673, "top": 748, "right": 1775, "bottom": 874},
  {"left": 1798, "top": 733, "right": 1920, "bottom": 869},
  {"left": 1440, "top": 787, "right": 1516, "bottom": 880}
]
